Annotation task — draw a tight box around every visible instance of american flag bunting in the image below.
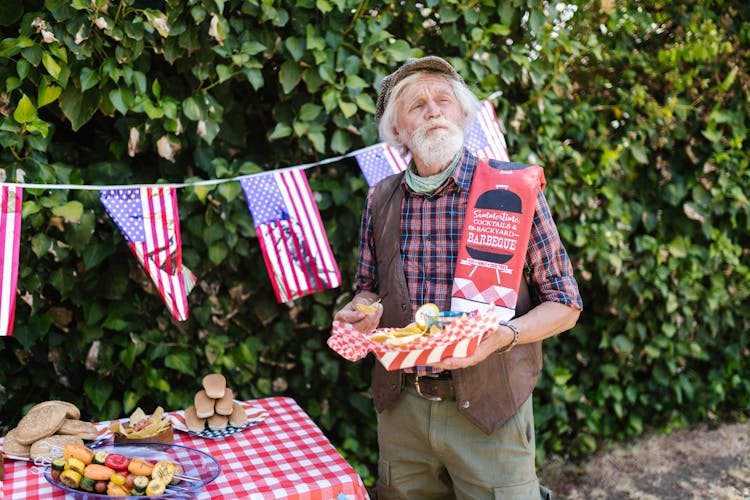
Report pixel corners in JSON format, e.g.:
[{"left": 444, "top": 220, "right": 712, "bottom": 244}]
[
  {"left": 1, "top": 185, "right": 22, "bottom": 336},
  {"left": 100, "top": 186, "right": 195, "bottom": 321},
  {"left": 465, "top": 99, "right": 510, "bottom": 161},
  {"left": 354, "top": 143, "right": 409, "bottom": 187},
  {"left": 240, "top": 168, "right": 341, "bottom": 303}
]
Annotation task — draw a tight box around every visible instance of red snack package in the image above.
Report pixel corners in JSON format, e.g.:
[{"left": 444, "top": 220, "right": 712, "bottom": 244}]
[{"left": 451, "top": 159, "right": 545, "bottom": 320}]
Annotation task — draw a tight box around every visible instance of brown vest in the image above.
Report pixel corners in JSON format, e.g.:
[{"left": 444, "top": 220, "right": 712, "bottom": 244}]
[{"left": 369, "top": 172, "right": 543, "bottom": 435}]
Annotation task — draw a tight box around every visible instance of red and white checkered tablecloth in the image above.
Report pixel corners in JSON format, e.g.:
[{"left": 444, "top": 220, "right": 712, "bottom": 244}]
[{"left": 0, "top": 397, "right": 369, "bottom": 500}]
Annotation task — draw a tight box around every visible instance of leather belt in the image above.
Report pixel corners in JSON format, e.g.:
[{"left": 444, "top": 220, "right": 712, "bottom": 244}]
[{"left": 402, "top": 371, "right": 455, "bottom": 401}]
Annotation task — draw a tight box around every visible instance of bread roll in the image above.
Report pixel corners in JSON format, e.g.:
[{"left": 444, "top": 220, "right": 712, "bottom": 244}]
[
  {"left": 58, "top": 418, "right": 99, "bottom": 441},
  {"left": 15, "top": 404, "right": 68, "bottom": 445},
  {"left": 30, "top": 434, "right": 84, "bottom": 461},
  {"left": 194, "top": 390, "right": 215, "bottom": 418},
  {"left": 28, "top": 400, "right": 80, "bottom": 420},
  {"left": 183, "top": 405, "right": 206, "bottom": 433},
  {"left": 229, "top": 402, "right": 249, "bottom": 428},
  {"left": 2, "top": 428, "right": 31, "bottom": 459},
  {"left": 214, "top": 387, "right": 234, "bottom": 416},
  {"left": 202, "top": 373, "right": 226, "bottom": 399},
  {"left": 207, "top": 413, "right": 228, "bottom": 431}
]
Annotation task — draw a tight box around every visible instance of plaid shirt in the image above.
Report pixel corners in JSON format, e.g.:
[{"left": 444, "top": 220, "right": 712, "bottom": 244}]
[{"left": 356, "top": 149, "right": 583, "bottom": 372}]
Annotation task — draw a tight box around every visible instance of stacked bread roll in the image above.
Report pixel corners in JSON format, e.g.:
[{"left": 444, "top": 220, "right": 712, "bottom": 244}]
[
  {"left": 184, "top": 374, "right": 249, "bottom": 432},
  {"left": 2, "top": 400, "right": 99, "bottom": 461}
]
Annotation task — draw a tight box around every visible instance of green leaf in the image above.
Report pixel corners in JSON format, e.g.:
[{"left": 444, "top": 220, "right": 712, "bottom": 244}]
[
  {"left": 279, "top": 60, "right": 302, "bottom": 94},
  {"left": 216, "top": 64, "right": 232, "bottom": 82},
  {"left": 144, "top": 100, "right": 165, "bottom": 119},
  {"left": 37, "top": 77, "right": 62, "bottom": 107},
  {"left": 49, "top": 267, "right": 76, "bottom": 295},
  {"left": 241, "top": 40, "right": 266, "bottom": 56},
  {"left": 191, "top": 185, "right": 211, "bottom": 203},
  {"left": 339, "top": 101, "right": 357, "bottom": 118},
  {"left": 165, "top": 351, "right": 196, "bottom": 376},
  {"left": 355, "top": 93, "right": 376, "bottom": 113},
  {"left": 120, "top": 346, "right": 138, "bottom": 372},
  {"left": 198, "top": 118, "right": 220, "bottom": 145},
  {"left": 81, "top": 242, "right": 115, "bottom": 270},
  {"left": 0, "top": 36, "right": 33, "bottom": 58},
  {"left": 612, "top": 335, "right": 634, "bottom": 356},
  {"left": 13, "top": 94, "right": 37, "bottom": 123},
  {"left": 66, "top": 210, "right": 94, "bottom": 249},
  {"left": 51, "top": 200, "right": 84, "bottom": 221},
  {"left": 330, "top": 129, "right": 351, "bottom": 154},
  {"left": 552, "top": 367, "right": 573, "bottom": 385},
  {"left": 286, "top": 36, "right": 305, "bottom": 61},
  {"left": 182, "top": 95, "right": 203, "bottom": 121},
  {"left": 345, "top": 75, "right": 368, "bottom": 89},
  {"left": 384, "top": 40, "right": 413, "bottom": 61},
  {"left": 109, "top": 87, "right": 133, "bottom": 114},
  {"left": 208, "top": 240, "right": 229, "bottom": 264},
  {"left": 269, "top": 122, "right": 292, "bottom": 140},
  {"left": 217, "top": 181, "right": 241, "bottom": 201},
  {"left": 26, "top": 118, "right": 50, "bottom": 138},
  {"left": 85, "top": 377, "right": 113, "bottom": 411},
  {"left": 80, "top": 67, "right": 100, "bottom": 92},
  {"left": 59, "top": 86, "right": 98, "bottom": 131},
  {"left": 308, "top": 131, "right": 325, "bottom": 152},
  {"left": 316, "top": 0, "right": 332, "bottom": 14},
  {"left": 299, "top": 103, "right": 322, "bottom": 121},
  {"left": 667, "top": 236, "right": 688, "bottom": 258},
  {"left": 41, "top": 52, "right": 62, "bottom": 80},
  {"left": 243, "top": 68, "right": 264, "bottom": 90},
  {"left": 103, "top": 316, "right": 129, "bottom": 331},
  {"left": 119, "top": 391, "right": 138, "bottom": 415},
  {"left": 31, "top": 233, "right": 53, "bottom": 258},
  {"left": 22, "top": 44, "right": 42, "bottom": 66}
]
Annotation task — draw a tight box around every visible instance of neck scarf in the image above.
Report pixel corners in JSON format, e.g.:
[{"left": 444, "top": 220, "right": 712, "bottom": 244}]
[{"left": 404, "top": 151, "right": 461, "bottom": 194}]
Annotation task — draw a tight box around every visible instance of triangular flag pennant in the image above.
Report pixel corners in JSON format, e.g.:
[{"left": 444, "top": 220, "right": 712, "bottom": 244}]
[
  {"left": 356, "top": 99, "right": 509, "bottom": 186},
  {"left": 100, "top": 186, "right": 195, "bottom": 321},
  {"left": 1, "top": 185, "right": 23, "bottom": 336},
  {"left": 464, "top": 99, "right": 510, "bottom": 161},
  {"left": 354, "top": 143, "right": 409, "bottom": 187},
  {"left": 240, "top": 168, "right": 341, "bottom": 303}
]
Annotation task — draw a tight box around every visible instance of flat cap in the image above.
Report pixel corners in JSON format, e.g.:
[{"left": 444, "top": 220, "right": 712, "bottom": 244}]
[{"left": 375, "top": 56, "right": 466, "bottom": 123}]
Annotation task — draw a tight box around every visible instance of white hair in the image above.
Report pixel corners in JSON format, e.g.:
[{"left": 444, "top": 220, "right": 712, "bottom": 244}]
[{"left": 378, "top": 71, "right": 480, "bottom": 156}]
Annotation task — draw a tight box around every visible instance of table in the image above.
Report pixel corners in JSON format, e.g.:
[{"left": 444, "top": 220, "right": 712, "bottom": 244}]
[{"left": 1, "top": 397, "right": 369, "bottom": 499}]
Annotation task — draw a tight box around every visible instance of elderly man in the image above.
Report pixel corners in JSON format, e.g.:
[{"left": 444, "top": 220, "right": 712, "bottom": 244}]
[{"left": 334, "top": 56, "right": 583, "bottom": 499}]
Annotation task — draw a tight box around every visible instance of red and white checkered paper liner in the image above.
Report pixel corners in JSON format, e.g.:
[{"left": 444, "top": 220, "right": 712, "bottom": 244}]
[{"left": 328, "top": 310, "right": 498, "bottom": 371}]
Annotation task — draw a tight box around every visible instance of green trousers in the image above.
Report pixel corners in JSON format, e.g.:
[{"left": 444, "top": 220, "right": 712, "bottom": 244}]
[{"left": 375, "top": 387, "right": 546, "bottom": 500}]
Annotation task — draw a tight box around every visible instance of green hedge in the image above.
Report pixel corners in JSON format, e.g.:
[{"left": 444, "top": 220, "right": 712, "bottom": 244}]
[{"left": 1, "top": 0, "right": 748, "bottom": 485}]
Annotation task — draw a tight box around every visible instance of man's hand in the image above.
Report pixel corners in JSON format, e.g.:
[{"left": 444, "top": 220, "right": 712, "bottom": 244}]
[
  {"left": 430, "top": 323, "right": 515, "bottom": 370},
  {"left": 333, "top": 295, "right": 383, "bottom": 333},
  {"left": 430, "top": 336, "right": 495, "bottom": 370}
]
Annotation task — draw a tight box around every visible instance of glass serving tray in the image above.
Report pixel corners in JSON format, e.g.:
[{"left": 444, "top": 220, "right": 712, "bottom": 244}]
[{"left": 44, "top": 442, "right": 221, "bottom": 499}]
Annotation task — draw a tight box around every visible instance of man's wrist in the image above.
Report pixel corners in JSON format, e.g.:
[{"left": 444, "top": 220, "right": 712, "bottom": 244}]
[{"left": 495, "top": 321, "right": 520, "bottom": 354}]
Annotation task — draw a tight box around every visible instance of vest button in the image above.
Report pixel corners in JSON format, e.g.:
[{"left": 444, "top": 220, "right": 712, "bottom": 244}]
[
  {"left": 401, "top": 304, "right": 407, "bottom": 311},
  {"left": 390, "top": 384, "right": 398, "bottom": 391},
  {"left": 461, "top": 400, "right": 470, "bottom": 409}
]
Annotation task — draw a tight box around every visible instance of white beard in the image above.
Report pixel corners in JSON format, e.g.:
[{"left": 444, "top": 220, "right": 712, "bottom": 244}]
[{"left": 407, "top": 119, "right": 465, "bottom": 174}]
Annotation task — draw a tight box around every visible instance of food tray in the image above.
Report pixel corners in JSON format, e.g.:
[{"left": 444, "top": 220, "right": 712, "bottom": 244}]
[{"left": 327, "top": 310, "right": 498, "bottom": 370}]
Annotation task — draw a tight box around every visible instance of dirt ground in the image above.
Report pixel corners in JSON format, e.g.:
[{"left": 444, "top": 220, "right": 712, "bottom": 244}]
[{"left": 538, "top": 420, "right": 750, "bottom": 499}]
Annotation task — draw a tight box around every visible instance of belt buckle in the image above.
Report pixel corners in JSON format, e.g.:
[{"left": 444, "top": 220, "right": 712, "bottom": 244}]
[{"left": 413, "top": 375, "right": 442, "bottom": 402}]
